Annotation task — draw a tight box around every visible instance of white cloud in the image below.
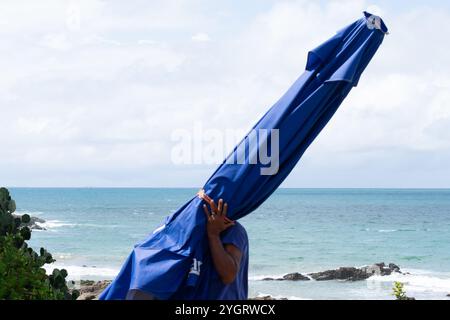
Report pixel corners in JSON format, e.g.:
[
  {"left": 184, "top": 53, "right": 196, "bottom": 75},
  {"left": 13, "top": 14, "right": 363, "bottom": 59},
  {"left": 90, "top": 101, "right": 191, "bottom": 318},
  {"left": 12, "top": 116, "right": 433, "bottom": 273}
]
[
  {"left": 366, "top": 4, "right": 384, "bottom": 16},
  {"left": 39, "top": 33, "right": 73, "bottom": 50},
  {"left": 1, "top": 0, "right": 449, "bottom": 187},
  {"left": 191, "top": 33, "right": 210, "bottom": 42}
]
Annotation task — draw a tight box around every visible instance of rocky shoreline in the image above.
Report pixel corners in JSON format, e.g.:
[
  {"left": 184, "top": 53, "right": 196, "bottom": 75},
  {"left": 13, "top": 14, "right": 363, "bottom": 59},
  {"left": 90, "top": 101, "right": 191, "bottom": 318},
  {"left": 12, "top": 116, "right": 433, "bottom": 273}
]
[
  {"left": 12, "top": 213, "right": 46, "bottom": 230},
  {"left": 75, "top": 262, "right": 406, "bottom": 300},
  {"left": 75, "top": 281, "right": 290, "bottom": 300},
  {"left": 16, "top": 213, "right": 449, "bottom": 300},
  {"left": 262, "top": 262, "right": 402, "bottom": 282},
  {"left": 77, "top": 280, "right": 112, "bottom": 300}
]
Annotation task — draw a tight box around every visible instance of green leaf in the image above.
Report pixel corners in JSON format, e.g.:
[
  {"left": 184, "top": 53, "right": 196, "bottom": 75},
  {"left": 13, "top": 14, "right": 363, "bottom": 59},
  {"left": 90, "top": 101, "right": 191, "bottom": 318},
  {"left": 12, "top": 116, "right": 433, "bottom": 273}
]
[
  {"left": 20, "top": 227, "right": 31, "bottom": 241},
  {"left": 8, "top": 200, "right": 16, "bottom": 213}
]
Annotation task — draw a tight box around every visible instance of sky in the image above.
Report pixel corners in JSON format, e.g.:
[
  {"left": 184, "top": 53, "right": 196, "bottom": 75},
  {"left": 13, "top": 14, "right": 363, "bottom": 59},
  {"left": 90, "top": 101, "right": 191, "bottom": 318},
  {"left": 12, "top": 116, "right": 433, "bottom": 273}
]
[{"left": 1, "top": 0, "right": 450, "bottom": 188}]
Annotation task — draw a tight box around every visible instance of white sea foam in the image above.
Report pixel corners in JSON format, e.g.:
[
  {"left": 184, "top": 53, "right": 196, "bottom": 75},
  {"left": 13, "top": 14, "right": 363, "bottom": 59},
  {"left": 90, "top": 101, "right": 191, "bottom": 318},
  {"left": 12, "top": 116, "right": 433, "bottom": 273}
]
[
  {"left": 131, "top": 211, "right": 154, "bottom": 216},
  {"left": 36, "top": 220, "right": 76, "bottom": 230},
  {"left": 251, "top": 268, "right": 450, "bottom": 299},
  {"left": 249, "top": 274, "right": 287, "bottom": 281},
  {"left": 54, "top": 253, "right": 73, "bottom": 260},
  {"left": 367, "top": 268, "right": 450, "bottom": 295},
  {"left": 365, "top": 228, "right": 423, "bottom": 233},
  {"left": 15, "top": 210, "right": 44, "bottom": 216},
  {"left": 44, "top": 264, "right": 119, "bottom": 280},
  {"left": 254, "top": 292, "right": 309, "bottom": 300},
  {"left": 79, "top": 223, "right": 118, "bottom": 228},
  {"left": 36, "top": 220, "right": 120, "bottom": 230}
]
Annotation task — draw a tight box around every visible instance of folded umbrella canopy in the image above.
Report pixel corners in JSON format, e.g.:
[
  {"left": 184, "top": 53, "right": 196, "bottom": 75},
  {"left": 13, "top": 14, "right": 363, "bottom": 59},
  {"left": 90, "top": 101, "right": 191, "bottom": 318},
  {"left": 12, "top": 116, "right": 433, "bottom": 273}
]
[{"left": 100, "top": 12, "right": 388, "bottom": 300}]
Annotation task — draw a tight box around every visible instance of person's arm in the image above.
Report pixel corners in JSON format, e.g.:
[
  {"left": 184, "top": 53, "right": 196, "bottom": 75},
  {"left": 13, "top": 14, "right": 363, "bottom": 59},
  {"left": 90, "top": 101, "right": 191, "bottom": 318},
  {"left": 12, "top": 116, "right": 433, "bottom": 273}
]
[{"left": 203, "top": 198, "right": 242, "bottom": 285}]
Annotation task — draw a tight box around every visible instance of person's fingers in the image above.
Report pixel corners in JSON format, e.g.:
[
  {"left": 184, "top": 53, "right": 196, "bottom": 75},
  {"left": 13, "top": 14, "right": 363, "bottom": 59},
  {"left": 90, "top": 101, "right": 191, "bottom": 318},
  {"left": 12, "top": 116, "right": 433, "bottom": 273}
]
[
  {"left": 202, "top": 193, "right": 212, "bottom": 201},
  {"left": 207, "top": 199, "right": 218, "bottom": 213},
  {"left": 212, "top": 201, "right": 219, "bottom": 214},
  {"left": 217, "top": 199, "right": 223, "bottom": 215},
  {"left": 202, "top": 196, "right": 212, "bottom": 206},
  {"left": 203, "top": 204, "right": 210, "bottom": 221},
  {"left": 203, "top": 194, "right": 214, "bottom": 205},
  {"left": 202, "top": 194, "right": 218, "bottom": 213},
  {"left": 222, "top": 203, "right": 228, "bottom": 217}
]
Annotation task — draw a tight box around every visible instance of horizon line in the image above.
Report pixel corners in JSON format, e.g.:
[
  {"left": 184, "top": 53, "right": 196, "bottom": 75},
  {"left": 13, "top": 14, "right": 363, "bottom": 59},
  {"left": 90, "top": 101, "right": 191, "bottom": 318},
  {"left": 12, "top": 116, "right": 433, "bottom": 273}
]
[{"left": 6, "top": 186, "right": 450, "bottom": 190}]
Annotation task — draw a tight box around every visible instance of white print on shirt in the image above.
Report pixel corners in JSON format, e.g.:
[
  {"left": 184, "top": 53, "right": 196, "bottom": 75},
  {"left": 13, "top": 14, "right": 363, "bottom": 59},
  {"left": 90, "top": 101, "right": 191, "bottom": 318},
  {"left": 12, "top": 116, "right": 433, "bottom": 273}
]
[{"left": 189, "top": 258, "right": 203, "bottom": 276}]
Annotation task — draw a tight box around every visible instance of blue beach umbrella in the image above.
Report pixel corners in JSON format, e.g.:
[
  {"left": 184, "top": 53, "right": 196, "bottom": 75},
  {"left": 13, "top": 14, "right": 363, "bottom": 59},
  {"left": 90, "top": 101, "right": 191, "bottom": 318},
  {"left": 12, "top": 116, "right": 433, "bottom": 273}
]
[{"left": 100, "top": 12, "right": 388, "bottom": 300}]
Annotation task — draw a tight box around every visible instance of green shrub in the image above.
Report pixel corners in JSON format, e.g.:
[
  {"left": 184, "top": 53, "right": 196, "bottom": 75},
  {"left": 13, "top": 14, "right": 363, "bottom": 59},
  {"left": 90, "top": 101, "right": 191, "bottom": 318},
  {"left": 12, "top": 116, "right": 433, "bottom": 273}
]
[
  {"left": 392, "top": 281, "right": 415, "bottom": 300},
  {"left": 0, "top": 187, "right": 79, "bottom": 300}
]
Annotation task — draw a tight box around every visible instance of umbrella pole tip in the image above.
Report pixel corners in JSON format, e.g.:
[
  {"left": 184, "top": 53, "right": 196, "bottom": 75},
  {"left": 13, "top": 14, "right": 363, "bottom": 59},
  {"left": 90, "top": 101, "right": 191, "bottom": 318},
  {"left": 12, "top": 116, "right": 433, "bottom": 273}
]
[{"left": 363, "top": 11, "right": 389, "bottom": 34}]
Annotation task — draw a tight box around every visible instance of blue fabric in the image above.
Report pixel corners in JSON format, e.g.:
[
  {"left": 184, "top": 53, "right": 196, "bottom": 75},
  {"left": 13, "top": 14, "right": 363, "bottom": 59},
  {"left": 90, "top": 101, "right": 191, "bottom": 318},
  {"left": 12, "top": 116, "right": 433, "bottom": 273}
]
[
  {"left": 173, "top": 222, "right": 249, "bottom": 300},
  {"left": 99, "top": 12, "right": 387, "bottom": 300}
]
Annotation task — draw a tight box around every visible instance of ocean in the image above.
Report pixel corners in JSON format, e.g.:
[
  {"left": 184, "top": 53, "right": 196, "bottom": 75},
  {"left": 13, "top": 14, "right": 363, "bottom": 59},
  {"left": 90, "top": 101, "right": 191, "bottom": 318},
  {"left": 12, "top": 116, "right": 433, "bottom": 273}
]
[{"left": 9, "top": 188, "right": 450, "bottom": 300}]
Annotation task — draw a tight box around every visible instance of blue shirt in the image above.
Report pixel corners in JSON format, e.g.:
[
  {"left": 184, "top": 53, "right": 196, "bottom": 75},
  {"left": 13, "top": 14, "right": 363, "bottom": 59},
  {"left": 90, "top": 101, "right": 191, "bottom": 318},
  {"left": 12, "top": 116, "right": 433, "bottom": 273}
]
[{"left": 176, "top": 222, "right": 249, "bottom": 300}]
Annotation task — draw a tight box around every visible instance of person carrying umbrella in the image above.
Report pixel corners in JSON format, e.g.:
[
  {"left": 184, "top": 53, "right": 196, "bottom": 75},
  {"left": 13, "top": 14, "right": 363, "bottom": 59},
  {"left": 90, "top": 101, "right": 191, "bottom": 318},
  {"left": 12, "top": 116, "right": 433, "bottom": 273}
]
[{"left": 100, "top": 12, "right": 388, "bottom": 300}]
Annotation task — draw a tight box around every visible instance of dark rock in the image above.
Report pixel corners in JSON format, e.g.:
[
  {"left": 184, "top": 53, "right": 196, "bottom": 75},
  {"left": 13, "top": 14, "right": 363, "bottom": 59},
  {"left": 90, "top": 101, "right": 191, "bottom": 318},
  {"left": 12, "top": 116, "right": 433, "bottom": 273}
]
[
  {"left": 12, "top": 214, "right": 46, "bottom": 230},
  {"left": 282, "top": 272, "right": 310, "bottom": 281},
  {"left": 389, "top": 263, "right": 401, "bottom": 273},
  {"left": 309, "top": 267, "right": 371, "bottom": 281},
  {"left": 80, "top": 280, "right": 95, "bottom": 286},
  {"left": 262, "top": 272, "right": 309, "bottom": 281},
  {"left": 250, "top": 295, "right": 288, "bottom": 300},
  {"left": 309, "top": 262, "right": 402, "bottom": 281},
  {"left": 79, "top": 293, "right": 97, "bottom": 300},
  {"left": 250, "top": 295, "right": 274, "bottom": 300},
  {"left": 375, "top": 262, "right": 393, "bottom": 275},
  {"left": 371, "top": 263, "right": 392, "bottom": 276},
  {"left": 77, "top": 280, "right": 111, "bottom": 300},
  {"left": 261, "top": 262, "right": 402, "bottom": 283},
  {"left": 363, "top": 262, "right": 402, "bottom": 276}
]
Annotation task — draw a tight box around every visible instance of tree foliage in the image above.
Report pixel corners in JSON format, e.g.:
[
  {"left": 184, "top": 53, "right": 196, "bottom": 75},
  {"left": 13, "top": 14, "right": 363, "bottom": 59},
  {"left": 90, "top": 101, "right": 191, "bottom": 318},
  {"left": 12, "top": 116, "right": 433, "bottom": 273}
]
[{"left": 0, "top": 187, "right": 79, "bottom": 300}]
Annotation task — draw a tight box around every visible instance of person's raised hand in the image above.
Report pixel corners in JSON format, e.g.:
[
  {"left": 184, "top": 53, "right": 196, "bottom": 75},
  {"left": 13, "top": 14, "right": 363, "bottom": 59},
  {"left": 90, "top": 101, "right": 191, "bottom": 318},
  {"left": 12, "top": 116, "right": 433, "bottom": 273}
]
[
  {"left": 202, "top": 195, "right": 233, "bottom": 223},
  {"left": 203, "top": 198, "right": 235, "bottom": 237}
]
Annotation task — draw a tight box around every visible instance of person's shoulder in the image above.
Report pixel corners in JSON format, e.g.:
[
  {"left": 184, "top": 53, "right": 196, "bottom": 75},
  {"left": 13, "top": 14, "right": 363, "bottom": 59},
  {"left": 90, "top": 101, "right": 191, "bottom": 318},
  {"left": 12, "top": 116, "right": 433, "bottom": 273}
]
[
  {"left": 221, "top": 221, "right": 249, "bottom": 251},
  {"left": 228, "top": 221, "right": 248, "bottom": 239},
  {"left": 232, "top": 221, "right": 246, "bottom": 232}
]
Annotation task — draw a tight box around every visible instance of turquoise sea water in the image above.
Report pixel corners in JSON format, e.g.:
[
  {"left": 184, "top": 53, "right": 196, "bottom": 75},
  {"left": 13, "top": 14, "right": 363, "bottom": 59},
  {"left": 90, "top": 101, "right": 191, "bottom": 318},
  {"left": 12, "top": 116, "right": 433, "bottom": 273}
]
[{"left": 9, "top": 188, "right": 450, "bottom": 300}]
